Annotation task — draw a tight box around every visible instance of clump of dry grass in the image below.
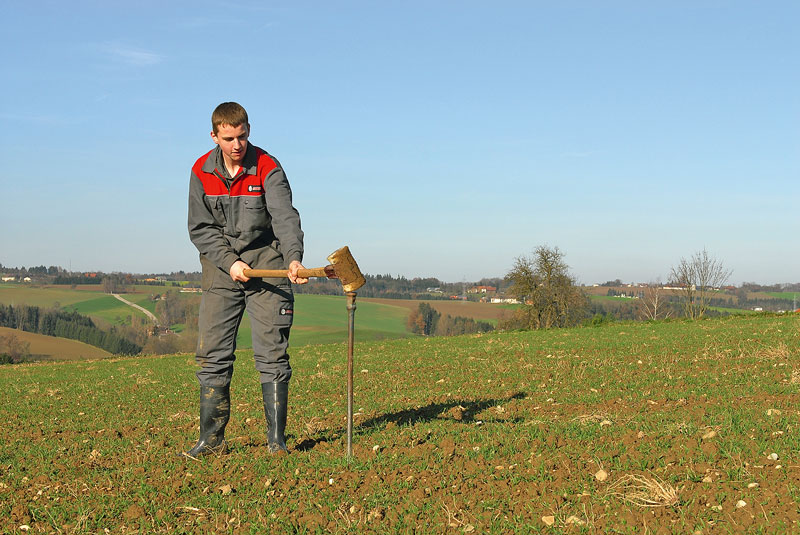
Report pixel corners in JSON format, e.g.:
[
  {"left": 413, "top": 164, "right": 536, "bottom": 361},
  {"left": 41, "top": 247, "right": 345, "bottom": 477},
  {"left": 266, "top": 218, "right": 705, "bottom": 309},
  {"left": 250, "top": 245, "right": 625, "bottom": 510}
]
[
  {"left": 753, "top": 342, "right": 792, "bottom": 361},
  {"left": 791, "top": 368, "right": 800, "bottom": 385},
  {"left": 605, "top": 474, "right": 679, "bottom": 507},
  {"left": 572, "top": 413, "right": 610, "bottom": 425}
]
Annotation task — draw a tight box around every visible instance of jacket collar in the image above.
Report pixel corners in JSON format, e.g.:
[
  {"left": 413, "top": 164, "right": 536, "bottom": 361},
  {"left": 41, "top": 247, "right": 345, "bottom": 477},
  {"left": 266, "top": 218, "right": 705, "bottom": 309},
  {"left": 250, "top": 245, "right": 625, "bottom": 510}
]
[{"left": 201, "top": 143, "right": 259, "bottom": 176}]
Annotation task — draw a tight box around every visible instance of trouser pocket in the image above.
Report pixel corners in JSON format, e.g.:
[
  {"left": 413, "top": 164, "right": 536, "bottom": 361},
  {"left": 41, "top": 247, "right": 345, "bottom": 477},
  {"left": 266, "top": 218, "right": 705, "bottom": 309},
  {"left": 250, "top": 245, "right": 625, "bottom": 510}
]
[{"left": 247, "top": 284, "right": 294, "bottom": 383}]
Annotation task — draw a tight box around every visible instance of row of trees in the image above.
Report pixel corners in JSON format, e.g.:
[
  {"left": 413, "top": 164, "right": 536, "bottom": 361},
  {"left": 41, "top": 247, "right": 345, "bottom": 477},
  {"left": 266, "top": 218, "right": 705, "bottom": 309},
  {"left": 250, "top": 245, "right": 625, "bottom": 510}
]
[
  {"left": 0, "top": 262, "right": 201, "bottom": 283},
  {"left": 406, "top": 303, "right": 494, "bottom": 336},
  {"left": 146, "top": 291, "right": 200, "bottom": 355},
  {"left": 155, "top": 290, "right": 199, "bottom": 328},
  {"left": 52, "top": 274, "right": 102, "bottom": 285},
  {"left": 294, "top": 273, "right": 510, "bottom": 300},
  {"left": 499, "top": 245, "right": 736, "bottom": 332},
  {"left": 0, "top": 304, "right": 141, "bottom": 355},
  {"left": 0, "top": 264, "right": 63, "bottom": 276}
]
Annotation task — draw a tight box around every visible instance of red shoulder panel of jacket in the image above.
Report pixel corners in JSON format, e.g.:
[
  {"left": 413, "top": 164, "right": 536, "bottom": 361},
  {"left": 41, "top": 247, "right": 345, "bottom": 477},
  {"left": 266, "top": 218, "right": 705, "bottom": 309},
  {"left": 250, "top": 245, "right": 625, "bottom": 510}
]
[
  {"left": 254, "top": 147, "right": 279, "bottom": 177},
  {"left": 192, "top": 147, "right": 279, "bottom": 197},
  {"left": 192, "top": 150, "right": 228, "bottom": 195}
]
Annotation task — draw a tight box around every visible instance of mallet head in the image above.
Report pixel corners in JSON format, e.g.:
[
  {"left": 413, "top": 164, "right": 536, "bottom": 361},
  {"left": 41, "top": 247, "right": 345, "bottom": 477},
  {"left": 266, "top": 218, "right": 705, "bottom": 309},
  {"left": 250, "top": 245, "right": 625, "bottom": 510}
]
[{"left": 327, "top": 246, "right": 366, "bottom": 292}]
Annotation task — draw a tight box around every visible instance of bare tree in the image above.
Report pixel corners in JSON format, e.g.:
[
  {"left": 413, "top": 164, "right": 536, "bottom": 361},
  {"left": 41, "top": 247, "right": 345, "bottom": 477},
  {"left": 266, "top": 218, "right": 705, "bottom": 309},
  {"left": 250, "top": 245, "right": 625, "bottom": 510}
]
[
  {"left": 669, "top": 248, "right": 732, "bottom": 319},
  {"left": 502, "top": 245, "right": 588, "bottom": 329},
  {"left": 156, "top": 291, "right": 185, "bottom": 327},
  {"left": 0, "top": 333, "right": 30, "bottom": 363},
  {"left": 102, "top": 275, "right": 120, "bottom": 294},
  {"left": 637, "top": 280, "right": 673, "bottom": 321}
]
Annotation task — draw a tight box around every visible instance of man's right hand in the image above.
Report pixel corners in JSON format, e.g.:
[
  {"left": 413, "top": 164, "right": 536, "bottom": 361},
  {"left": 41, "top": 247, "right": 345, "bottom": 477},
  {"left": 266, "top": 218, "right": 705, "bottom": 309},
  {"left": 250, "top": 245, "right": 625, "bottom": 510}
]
[{"left": 229, "top": 260, "right": 251, "bottom": 282}]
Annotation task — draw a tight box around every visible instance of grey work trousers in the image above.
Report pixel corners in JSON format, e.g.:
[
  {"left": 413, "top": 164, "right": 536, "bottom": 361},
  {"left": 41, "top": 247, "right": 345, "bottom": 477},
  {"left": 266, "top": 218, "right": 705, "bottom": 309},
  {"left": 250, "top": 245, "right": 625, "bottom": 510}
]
[{"left": 195, "top": 262, "right": 294, "bottom": 388}]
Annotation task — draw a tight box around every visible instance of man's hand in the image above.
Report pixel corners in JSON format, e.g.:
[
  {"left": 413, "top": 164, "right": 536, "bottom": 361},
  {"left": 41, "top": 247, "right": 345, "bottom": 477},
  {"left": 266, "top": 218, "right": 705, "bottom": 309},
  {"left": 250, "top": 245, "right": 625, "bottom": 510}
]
[
  {"left": 229, "top": 260, "right": 251, "bottom": 283},
  {"left": 288, "top": 260, "right": 309, "bottom": 285}
]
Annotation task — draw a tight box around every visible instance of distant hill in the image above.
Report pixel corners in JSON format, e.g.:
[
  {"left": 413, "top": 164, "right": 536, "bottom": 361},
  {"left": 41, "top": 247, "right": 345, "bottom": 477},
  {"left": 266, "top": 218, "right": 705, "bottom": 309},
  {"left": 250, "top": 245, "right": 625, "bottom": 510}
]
[{"left": 0, "top": 326, "right": 111, "bottom": 361}]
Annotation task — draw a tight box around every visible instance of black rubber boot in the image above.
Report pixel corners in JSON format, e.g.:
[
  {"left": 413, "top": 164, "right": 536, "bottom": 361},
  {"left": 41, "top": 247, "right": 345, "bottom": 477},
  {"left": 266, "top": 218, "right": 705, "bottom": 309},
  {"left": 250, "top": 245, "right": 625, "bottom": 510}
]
[
  {"left": 181, "top": 384, "right": 230, "bottom": 460},
  {"left": 261, "top": 382, "right": 289, "bottom": 454}
]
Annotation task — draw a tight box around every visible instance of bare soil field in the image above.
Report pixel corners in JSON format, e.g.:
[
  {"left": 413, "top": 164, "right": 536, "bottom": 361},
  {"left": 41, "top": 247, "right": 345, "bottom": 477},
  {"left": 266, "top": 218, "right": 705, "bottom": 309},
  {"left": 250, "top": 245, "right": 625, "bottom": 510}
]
[
  {"left": 362, "top": 297, "right": 509, "bottom": 322},
  {"left": 2, "top": 314, "right": 799, "bottom": 533},
  {"left": 0, "top": 326, "right": 111, "bottom": 361}
]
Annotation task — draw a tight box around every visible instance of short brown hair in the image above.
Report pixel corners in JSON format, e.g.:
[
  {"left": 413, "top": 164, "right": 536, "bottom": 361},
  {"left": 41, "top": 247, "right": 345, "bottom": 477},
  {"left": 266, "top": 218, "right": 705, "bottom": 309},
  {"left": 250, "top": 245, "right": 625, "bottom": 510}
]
[{"left": 212, "top": 102, "right": 249, "bottom": 134}]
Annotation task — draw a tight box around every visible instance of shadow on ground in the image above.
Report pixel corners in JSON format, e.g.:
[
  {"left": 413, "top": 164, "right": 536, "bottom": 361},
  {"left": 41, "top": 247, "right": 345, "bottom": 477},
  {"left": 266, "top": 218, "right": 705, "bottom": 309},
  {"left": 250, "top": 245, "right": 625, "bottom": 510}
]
[{"left": 294, "top": 392, "right": 526, "bottom": 452}]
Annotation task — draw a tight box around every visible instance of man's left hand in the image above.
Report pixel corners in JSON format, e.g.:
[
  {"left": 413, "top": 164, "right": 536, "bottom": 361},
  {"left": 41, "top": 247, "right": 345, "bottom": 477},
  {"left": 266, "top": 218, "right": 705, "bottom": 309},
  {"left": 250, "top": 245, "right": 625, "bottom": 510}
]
[{"left": 288, "top": 260, "right": 309, "bottom": 285}]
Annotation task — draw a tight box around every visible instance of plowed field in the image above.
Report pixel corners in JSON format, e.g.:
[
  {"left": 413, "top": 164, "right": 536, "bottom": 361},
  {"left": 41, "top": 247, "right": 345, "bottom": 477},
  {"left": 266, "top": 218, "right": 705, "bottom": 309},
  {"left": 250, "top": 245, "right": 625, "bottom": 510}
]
[
  {"left": 362, "top": 297, "right": 508, "bottom": 322},
  {"left": 1, "top": 314, "right": 799, "bottom": 533}
]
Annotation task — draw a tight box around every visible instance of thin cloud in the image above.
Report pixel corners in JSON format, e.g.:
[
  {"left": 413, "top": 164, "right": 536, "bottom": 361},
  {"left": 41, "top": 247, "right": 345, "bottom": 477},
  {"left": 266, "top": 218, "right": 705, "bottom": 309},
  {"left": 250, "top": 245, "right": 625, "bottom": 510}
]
[
  {"left": 104, "top": 43, "right": 163, "bottom": 66},
  {"left": 175, "top": 15, "right": 274, "bottom": 30},
  {"left": 561, "top": 150, "right": 601, "bottom": 158}
]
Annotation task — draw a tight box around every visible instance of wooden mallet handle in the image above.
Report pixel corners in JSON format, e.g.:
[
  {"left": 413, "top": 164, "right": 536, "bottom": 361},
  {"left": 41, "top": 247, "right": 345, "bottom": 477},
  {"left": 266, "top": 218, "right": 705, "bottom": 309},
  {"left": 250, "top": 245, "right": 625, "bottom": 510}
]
[{"left": 242, "top": 267, "right": 334, "bottom": 279}]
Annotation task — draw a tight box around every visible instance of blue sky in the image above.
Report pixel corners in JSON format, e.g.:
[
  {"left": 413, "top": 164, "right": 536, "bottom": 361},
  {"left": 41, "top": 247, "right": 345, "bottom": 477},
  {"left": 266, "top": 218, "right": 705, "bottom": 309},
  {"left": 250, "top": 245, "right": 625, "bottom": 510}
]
[{"left": 1, "top": 1, "right": 797, "bottom": 285}]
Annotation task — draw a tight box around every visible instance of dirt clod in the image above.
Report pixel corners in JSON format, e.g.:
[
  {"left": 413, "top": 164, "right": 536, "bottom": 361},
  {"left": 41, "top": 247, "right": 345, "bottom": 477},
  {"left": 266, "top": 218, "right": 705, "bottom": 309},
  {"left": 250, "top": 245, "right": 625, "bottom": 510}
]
[
  {"left": 367, "top": 508, "right": 385, "bottom": 522},
  {"left": 123, "top": 504, "right": 145, "bottom": 520},
  {"left": 566, "top": 515, "right": 585, "bottom": 525}
]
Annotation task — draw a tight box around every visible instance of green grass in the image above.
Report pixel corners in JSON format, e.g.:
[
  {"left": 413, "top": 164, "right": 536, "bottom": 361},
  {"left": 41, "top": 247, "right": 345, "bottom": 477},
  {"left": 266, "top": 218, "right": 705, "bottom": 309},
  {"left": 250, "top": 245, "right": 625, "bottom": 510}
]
[
  {"left": 0, "top": 284, "right": 106, "bottom": 308},
  {"left": 66, "top": 295, "right": 148, "bottom": 325},
  {"left": 707, "top": 305, "right": 756, "bottom": 315},
  {"left": 590, "top": 295, "right": 638, "bottom": 302},
  {"left": 765, "top": 291, "right": 798, "bottom": 301},
  {"left": 237, "top": 294, "right": 413, "bottom": 348},
  {"left": 121, "top": 292, "right": 159, "bottom": 314},
  {"left": 1, "top": 314, "right": 799, "bottom": 533},
  {"left": 0, "top": 284, "right": 157, "bottom": 324}
]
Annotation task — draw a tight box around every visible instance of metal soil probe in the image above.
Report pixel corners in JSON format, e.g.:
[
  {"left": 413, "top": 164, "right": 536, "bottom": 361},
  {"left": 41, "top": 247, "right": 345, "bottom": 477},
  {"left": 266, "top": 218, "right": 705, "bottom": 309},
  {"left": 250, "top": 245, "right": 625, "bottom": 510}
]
[
  {"left": 345, "top": 291, "right": 357, "bottom": 458},
  {"left": 244, "top": 246, "right": 365, "bottom": 457}
]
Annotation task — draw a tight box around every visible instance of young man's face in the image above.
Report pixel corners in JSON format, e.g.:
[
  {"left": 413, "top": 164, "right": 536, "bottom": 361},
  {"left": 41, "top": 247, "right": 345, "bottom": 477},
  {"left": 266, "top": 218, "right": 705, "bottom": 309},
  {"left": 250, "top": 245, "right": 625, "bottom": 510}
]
[{"left": 211, "top": 123, "right": 250, "bottom": 166}]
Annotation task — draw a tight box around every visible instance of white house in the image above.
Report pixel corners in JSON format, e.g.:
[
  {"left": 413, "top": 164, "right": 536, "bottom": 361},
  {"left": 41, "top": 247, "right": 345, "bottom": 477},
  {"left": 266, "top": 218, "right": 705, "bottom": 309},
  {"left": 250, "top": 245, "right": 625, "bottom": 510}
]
[{"left": 491, "top": 297, "right": 520, "bottom": 304}]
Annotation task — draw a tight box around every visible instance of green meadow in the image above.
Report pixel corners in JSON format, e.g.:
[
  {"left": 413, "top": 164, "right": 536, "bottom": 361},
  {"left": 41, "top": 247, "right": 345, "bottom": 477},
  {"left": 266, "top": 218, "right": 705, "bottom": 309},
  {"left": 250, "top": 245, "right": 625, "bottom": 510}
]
[
  {"left": 0, "top": 285, "right": 414, "bottom": 350},
  {"left": 0, "top": 285, "right": 155, "bottom": 326},
  {"left": 0, "top": 285, "right": 107, "bottom": 308},
  {"left": 765, "top": 292, "right": 799, "bottom": 301},
  {"left": 237, "top": 294, "right": 412, "bottom": 348}
]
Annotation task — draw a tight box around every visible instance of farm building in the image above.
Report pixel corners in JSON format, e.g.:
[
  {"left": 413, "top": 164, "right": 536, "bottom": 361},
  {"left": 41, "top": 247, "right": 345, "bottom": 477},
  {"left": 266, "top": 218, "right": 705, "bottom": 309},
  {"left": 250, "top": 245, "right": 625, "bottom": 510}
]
[{"left": 468, "top": 286, "right": 497, "bottom": 294}]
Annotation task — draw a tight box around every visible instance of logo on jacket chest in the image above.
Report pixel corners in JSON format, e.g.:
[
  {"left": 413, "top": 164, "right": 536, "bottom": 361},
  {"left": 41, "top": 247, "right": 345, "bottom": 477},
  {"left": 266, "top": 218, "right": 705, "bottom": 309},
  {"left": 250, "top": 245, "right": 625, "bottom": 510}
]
[{"left": 248, "top": 185, "right": 263, "bottom": 193}]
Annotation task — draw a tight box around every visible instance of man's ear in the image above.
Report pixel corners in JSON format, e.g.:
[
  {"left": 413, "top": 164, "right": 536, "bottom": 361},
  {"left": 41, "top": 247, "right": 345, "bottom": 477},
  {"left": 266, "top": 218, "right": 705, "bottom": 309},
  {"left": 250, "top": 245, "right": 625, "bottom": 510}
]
[{"left": 210, "top": 130, "right": 219, "bottom": 145}]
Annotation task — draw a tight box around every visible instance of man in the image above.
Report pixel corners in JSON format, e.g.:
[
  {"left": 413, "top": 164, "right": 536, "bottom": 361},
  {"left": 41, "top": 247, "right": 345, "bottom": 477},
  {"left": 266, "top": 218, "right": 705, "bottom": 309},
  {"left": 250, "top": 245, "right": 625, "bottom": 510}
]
[{"left": 183, "top": 102, "right": 307, "bottom": 458}]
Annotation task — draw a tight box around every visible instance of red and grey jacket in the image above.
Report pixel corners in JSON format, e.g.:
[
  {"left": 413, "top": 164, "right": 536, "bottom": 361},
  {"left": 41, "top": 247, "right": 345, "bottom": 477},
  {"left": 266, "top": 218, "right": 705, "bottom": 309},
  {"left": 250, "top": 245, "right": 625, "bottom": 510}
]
[{"left": 188, "top": 143, "right": 303, "bottom": 274}]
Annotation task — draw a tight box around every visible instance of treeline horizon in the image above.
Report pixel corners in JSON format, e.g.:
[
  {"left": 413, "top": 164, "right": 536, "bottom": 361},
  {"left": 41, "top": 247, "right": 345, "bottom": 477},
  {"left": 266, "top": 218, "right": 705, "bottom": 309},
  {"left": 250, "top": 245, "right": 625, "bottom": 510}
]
[{"left": 2, "top": 263, "right": 799, "bottom": 296}]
